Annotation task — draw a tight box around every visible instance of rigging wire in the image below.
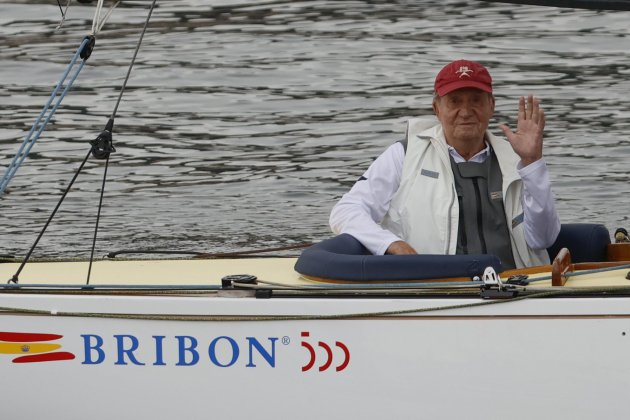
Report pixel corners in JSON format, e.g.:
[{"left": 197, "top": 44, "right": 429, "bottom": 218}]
[
  {"left": 56, "top": 0, "right": 71, "bottom": 29},
  {"left": 86, "top": 154, "right": 110, "bottom": 285},
  {"left": 109, "top": 0, "right": 156, "bottom": 120},
  {"left": 7, "top": 150, "right": 93, "bottom": 284},
  {"left": 85, "top": 0, "right": 158, "bottom": 284},
  {"left": 7, "top": 0, "right": 158, "bottom": 284}
]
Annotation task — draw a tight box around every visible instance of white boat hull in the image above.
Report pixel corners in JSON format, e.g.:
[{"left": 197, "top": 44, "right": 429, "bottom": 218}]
[{"left": 3, "top": 289, "right": 630, "bottom": 419}]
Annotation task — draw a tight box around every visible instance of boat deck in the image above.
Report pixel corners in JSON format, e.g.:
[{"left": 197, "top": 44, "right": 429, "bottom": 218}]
[{"left": 1, "top": 257, "right": 629, "bottom": 289}]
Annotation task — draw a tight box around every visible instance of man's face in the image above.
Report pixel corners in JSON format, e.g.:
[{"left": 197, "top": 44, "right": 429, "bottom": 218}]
[{"left": 432, "top": 88, "right": 495, "bottom": 146}]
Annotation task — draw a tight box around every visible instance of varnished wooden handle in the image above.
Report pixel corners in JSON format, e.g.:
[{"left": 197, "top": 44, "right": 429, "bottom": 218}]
[{"left": 552, "top": 248, "right": 573, "bottom": 287}]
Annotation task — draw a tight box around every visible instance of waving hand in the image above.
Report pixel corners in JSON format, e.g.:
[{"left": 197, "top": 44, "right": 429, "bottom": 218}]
[{"left": 499, "top": 95, "right": 545, "bottom": 167}]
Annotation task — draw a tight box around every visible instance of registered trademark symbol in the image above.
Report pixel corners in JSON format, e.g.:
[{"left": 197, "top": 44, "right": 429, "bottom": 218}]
[{"left": 282, "top": 336, "right": 290, "bottom": 345}]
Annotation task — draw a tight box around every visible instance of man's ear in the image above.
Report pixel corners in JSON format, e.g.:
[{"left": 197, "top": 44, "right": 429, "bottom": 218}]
[{"left": 432, "top": 98, "right": 439, "bottom": 118}]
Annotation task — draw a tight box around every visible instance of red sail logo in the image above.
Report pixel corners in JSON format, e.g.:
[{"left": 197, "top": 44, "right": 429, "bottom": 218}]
[
  {"left": 0, "top": 332, "right": 75, "bottom": 363},
  {"left": 300, "top": 331, "right": 350, "bottom": 372}
]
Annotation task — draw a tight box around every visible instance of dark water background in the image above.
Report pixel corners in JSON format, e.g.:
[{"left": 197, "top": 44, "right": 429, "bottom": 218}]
[{"left": 1, "top": 0, "right": 629, "bottom": 258}]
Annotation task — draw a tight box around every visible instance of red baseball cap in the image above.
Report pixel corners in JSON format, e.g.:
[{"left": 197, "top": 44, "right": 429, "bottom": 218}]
[{"left": 434, "top": 59, "right": 493, "bottom": 96}]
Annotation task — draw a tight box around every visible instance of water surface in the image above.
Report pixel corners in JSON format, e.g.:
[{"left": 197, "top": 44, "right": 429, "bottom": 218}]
[{"left": 1, "top": 0, "right": 629, "bottom": 258}]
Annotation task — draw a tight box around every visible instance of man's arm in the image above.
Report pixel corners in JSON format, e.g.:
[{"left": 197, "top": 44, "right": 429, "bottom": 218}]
[
  {"left": 500, "top": 95, "right": 560, "bottom": 248},
  {"left": 329, "top": 143, "right": 416, "bottom": 255},
  {"left": 518, "top": 160, "right": 561, "bottom": 249}
]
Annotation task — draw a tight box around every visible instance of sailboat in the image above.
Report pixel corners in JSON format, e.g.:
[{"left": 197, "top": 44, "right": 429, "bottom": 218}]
[{"left": 2, "top": 0, "right": 630, "bottom": 419}]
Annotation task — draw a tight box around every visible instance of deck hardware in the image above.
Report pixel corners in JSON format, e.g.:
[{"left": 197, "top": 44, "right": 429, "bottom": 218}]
[
  {"left": 221, "top": 274, "right": 258, "bottom": 289},
  {"left": 482, "top": 267, "right": 503, "bottom": 288},
  {"left": 615, "top": 228, "right": 629, "bottom": 243},
  {"left": 90, "top": 119, "right": 115, "bottom": 160},
  {"left": 506, "top": 275, "right": 530, "bottom": 285},
  {"left": 480, "top": 288, "right": 519, "bottom": 299},
  {"left": 626, "top": 271, "right": 630, "bottom": 280},
  {"left": 255, "top": 289, "right": 273, "bottom": 299},
  {"left": 480, "top": 267, "right": 520, "bottom": 298},
  {"left": 80, "top": 35, "right": 96, "bottom": 60},
  {"left": 552, "top": 248, "right": 573, "bottom": 286}
]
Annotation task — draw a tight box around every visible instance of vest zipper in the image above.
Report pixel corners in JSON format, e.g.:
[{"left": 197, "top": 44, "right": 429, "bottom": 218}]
[
  {"left": 472, "top": 178, "right": 488, "bottom": 254},
  {"left": 446, "top": 186, "right": 456, "bottom": 254},
  {"left": 457, "top": 195, "right": 468, "bottom": 254}
]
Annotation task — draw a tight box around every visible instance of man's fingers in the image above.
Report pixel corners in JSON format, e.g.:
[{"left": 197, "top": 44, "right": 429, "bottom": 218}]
[
  {"left": 518, "top": 96, "right": 526, "bottom": 121},
  {"left": 531, "top": 96, "right": 540, "bottom": 122},
  {"left": 538, "top": 108, "right": 546, "bottom": 133},
  {"left": 526, "top": 95, "right": 534, "bottom": 120}
]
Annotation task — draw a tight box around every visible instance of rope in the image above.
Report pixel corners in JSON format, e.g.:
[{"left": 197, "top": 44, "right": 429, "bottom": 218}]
[
  {"left": 56, "top": 0, "right": 119, "bottom": 32},
  {"left": 194, "top": 243, "right": 313, "bottom": 259},
  {"left": 0, "top": 0, "right": 123, "bottom": 195},
  {"left": 91, "top": 0, "right": 105, "bottom": 34},
  {"left": 105, "top": 243, "right": 312, "bottom": 259},
  {"left": 2, "top": 287, "right": 628, "bottom": 322},
  {"left": 95, "top": 1, "right": 121, "bottom": 34},
  {"left": 0, "top": 38, "right": 90, "bottom": 195}
]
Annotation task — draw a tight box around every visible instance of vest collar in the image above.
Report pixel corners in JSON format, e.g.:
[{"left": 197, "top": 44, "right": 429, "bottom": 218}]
[{"left": 407, "top": 117, "right": 521, "bottom": 186}]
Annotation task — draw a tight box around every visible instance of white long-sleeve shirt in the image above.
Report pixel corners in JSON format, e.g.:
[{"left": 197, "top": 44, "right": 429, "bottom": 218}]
[{"left": 330, "top": 142, "right": 560, "bottom": 256}]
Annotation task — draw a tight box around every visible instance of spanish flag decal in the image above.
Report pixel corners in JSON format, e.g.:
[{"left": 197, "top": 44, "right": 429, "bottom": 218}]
[{"left": 0, "top": 332, "right": 75, "bottom": 363}]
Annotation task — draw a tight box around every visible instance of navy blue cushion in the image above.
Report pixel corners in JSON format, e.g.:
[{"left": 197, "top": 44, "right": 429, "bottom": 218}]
[
  {"left": 294, "top": 234, "right": 503, "bottom": 281},
  {"left": 546, "top": 223, "right": 610, "bottom": 263}
]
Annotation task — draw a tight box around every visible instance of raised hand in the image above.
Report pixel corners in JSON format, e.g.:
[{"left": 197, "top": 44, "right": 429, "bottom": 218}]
[{"left": 499, "top": 95, "right": 545, "bottom": 167}]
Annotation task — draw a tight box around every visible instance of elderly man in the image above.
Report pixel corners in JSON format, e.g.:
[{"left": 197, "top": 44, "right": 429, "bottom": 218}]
[{"left": 329, "top": 59, "right": 560, "bottom": 269}]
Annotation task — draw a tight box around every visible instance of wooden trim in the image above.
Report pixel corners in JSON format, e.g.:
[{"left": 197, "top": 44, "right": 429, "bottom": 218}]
[
  {"left": 552, "top": 248, "right": 572, "bottom": 286},
  {"left": 574, "top": 261, "right": 630, "bottom": 270},
  {"left": 608, "top": 243, "right": 630, "bottom": 262}
]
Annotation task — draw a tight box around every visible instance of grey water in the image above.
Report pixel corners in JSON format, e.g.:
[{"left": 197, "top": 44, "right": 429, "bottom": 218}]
[{"left": 0, "top": 0, "right": 629, "bottom": 258}]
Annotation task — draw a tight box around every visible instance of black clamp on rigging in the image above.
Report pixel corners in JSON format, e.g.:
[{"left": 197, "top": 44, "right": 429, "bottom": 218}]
[
  {"left": 90, "top": 119, "right": 116, "bottom": 160},
  {"left": 80, "top": 35, "right": 96, "bottom": 60}
]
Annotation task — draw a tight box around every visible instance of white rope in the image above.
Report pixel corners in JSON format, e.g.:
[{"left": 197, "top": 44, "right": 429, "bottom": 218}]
[
  {"left": 96, "top": 1, "right": 121, "bottom": 33},
  {"left": 91, "top": 0, "right": 104, "bottom": 34},
  {"left": 56, "top": 0, "right": 121, "bottom": 35}
]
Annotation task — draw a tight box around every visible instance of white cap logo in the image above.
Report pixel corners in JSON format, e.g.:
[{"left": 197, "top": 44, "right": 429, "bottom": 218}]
[{"left": 456, "top": 66, "right": 473, "bottom": 78}]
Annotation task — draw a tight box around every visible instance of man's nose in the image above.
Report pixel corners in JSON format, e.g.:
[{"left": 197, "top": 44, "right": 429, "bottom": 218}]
[{"left": 459, "top": 103, "right": 473, "bottom": 116}]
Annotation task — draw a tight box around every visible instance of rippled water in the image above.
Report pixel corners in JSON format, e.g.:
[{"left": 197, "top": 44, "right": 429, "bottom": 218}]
[{"left": 1, "top": 0, "right": 629, "bottom": 258}]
